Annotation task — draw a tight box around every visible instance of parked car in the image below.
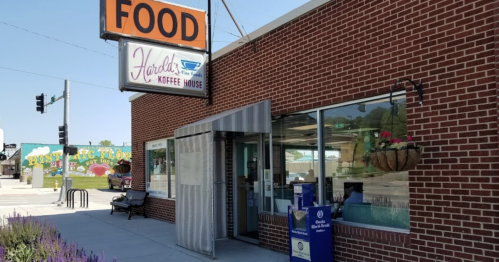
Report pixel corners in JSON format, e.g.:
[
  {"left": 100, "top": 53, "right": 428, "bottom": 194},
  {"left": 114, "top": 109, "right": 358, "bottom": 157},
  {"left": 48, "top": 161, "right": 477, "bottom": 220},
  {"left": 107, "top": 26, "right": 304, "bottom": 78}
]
[
  {"left": 286, "top": 172, "right": 305, "bottom": 184},
  {"left": 51, "top": 168, "right": 63, "bottom": 176},
  {"left": 108, "top": 172, "right": 132, "bottom": 192}
]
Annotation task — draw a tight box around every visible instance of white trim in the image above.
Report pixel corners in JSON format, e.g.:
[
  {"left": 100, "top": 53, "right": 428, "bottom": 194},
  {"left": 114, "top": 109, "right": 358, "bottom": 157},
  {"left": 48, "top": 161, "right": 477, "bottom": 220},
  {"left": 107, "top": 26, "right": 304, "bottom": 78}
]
[
  {"left": 128, "top": 92, "right": 146, "bottom": 102},
  {"left": 212, "top": 0, "right": 331, "bottom": 60},
  {"left": 333, "top": 219, "right": 410, "bottom": 234},
  {"left": 298, "top": 90, "right": 407, "bottom": 114},
  {"left": 145, "top": 137, "right": 175, "bottom": 199},
  {"left": 145, "top": 139, "right": 168, "bottom": 150}
]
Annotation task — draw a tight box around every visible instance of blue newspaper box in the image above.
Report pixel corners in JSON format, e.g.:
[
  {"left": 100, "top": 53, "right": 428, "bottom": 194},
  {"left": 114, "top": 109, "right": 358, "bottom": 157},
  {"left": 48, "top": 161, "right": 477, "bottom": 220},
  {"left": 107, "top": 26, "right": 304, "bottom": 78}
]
[{"left": 288, "top": 184, "right": 333, "bottom": 261}]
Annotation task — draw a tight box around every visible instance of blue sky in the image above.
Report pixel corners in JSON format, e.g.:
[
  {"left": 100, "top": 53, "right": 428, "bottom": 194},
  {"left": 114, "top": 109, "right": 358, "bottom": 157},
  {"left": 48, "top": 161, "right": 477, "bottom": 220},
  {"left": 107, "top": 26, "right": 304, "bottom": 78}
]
[{"left": 0, "top": 0, "right": 308, "bottom": 148}]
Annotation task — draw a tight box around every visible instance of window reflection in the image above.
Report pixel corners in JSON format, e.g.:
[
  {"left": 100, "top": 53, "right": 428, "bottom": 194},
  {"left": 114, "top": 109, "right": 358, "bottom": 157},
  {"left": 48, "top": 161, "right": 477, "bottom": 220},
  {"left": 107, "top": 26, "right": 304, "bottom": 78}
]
[
  {"left": 264, "top": 112, "right": 318, "bottom": 213},
  {"left": 323, "top": 97, "right": 409, "bottom": 229},
  {"left": 169, "top": 139, "right": 176, "bottom": 198},
  {"left": 145, "top": 138, "right": 175, "bottom": 199},
  {"left": 265, "top": 96, "right": 409, "bottom": 230}
]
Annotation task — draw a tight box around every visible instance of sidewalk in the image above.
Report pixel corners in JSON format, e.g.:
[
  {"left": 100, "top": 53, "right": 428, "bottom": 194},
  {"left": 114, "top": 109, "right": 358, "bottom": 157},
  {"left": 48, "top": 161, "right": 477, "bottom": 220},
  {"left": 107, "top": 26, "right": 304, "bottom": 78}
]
[{"left": 0, "top": 176, "right": 288, "bottom": 262}]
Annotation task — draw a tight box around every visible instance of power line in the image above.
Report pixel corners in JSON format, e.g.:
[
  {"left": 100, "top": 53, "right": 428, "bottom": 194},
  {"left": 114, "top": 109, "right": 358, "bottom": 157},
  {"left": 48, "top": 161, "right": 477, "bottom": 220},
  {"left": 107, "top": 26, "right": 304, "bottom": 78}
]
[
  {"left": 215, "top": 26, "right": 246, "bottom": 39},
  {"left": 212, "top": 0, "right": 220, "bottom": 41},
  {"left": 231, "top": 2, "right": 272, "bottom": 17},
  {"left": 0, "top": 21, "right": 117, "bottom": 59},
  {"left": 0, "top": 65, "right": 118, "bottom": 90},
  {"left": 215, "top": 13, "right": 260, "bottom": 28},
  {"left": 105, "top": 41, "right": 118, "bottom": 49},
  {"left": 227, "top": 0, "right": 249, "bottom": 37}
]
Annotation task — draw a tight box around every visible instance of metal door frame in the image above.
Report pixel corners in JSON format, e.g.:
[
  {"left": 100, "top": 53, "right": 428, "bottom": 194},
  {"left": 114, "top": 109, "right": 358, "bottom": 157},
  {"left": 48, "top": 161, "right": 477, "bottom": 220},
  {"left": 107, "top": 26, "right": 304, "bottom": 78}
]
[{"left": 232, "top": 134, "right": 263, "bottom": 244}]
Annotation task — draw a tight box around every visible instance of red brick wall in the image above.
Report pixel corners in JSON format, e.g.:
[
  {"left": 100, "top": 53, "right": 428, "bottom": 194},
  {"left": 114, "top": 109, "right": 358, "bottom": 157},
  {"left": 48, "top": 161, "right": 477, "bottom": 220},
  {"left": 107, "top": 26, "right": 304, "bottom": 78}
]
[
  {"left": 145, "top": 197, "right": 175, "bottom": 223},
  {"left": 131, "top": 0, "right": 499, "bottom": 261},
  {"left": 258, "top": 214, "right": 288, "bottom": 252},
  {"left": 334, "top": 224, "right": 412, "bottom": 262}
]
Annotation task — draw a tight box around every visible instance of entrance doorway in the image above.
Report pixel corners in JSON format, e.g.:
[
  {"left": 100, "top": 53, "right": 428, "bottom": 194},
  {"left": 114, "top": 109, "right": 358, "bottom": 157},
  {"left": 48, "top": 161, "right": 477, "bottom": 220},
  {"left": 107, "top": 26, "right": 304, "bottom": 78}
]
[{"left": 234, "top": 135, "right": 262, "bottom": 242}]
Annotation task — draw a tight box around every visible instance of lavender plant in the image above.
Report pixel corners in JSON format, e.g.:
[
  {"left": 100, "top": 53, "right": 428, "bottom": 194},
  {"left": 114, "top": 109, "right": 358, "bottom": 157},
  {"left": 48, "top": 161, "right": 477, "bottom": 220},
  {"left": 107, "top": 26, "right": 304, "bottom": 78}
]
[{"left": 0, "top": 212, "right": 116, "bottom": 262}]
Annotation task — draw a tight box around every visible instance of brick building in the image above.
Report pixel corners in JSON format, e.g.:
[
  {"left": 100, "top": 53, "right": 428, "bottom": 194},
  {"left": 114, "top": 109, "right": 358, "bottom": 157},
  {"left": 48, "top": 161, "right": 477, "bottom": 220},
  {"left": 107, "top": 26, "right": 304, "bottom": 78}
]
[{"left": 129, "top": 0, "right": 499, "bottom": 261}]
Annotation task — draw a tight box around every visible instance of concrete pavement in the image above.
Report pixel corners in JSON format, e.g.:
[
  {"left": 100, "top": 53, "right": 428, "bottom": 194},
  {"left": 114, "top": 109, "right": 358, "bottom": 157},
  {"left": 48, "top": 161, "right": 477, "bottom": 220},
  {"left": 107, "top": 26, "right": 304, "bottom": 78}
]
[{"left": 0, "top": 176, "right": 288, "bottom": 262}]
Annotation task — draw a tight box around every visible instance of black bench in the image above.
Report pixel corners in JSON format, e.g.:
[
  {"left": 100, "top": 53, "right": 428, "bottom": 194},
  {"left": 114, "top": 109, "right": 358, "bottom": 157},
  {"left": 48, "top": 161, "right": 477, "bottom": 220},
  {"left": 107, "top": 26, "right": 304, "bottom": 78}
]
[{"left": 110, "top": 190, "right": 149, "bottom": 220}]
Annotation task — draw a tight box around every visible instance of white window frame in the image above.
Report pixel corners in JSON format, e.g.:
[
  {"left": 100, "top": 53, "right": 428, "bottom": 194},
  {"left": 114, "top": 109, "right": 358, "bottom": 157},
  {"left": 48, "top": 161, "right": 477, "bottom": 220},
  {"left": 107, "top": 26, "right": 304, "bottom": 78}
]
[
  {"left": 264, "top": 91, "right": 410, "bottom": 233},
  {"left": 145, "top": 137, "right": 175, "bottom": 199}
]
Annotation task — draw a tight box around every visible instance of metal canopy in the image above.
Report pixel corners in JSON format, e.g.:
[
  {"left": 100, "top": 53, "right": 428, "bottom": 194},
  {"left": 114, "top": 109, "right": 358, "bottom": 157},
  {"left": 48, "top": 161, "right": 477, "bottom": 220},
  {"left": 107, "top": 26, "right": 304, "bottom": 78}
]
[{"left": 174, "top": 100, "right": 272, "bottom": 138}]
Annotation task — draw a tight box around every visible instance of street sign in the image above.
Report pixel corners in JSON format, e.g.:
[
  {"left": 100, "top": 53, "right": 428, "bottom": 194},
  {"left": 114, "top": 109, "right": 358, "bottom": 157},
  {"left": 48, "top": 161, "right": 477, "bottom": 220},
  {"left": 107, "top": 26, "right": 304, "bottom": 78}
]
[
  {"left": 51, "top": 96, "right": 56, "bottom": 104},
  {"left": 335, "top": 123, "right": 344, "bottom": 128}
]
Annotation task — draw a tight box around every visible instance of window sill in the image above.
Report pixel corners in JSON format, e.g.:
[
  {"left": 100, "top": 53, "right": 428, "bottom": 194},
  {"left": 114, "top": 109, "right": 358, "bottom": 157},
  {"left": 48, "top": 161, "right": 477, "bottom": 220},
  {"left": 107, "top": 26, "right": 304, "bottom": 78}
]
[
  {"left": 259, "top": 212, "right": 410, "bottom": 235},
  {"left": 147, "top": 194, "right": 175, "bottom": 201},
  {"left": 332, "top": 218, "right": 409, "bottom": 234},
  {"left": 259, "top": 211, "right": 288, "bottom": 217}
]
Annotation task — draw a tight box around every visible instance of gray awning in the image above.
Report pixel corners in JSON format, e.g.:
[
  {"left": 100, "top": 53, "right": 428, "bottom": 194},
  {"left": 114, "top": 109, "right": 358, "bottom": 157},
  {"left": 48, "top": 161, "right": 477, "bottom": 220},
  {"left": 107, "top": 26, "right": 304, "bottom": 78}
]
[{"left": 175, "top": 100, "right": 271, "bottom": 138}]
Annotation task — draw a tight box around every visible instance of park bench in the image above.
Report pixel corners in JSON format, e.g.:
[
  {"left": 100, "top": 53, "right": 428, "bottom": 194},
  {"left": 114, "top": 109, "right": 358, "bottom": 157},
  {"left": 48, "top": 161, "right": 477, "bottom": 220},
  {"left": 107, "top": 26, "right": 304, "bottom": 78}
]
[{"left": 110, "top": 190, "right": 149, "bottom": 220}]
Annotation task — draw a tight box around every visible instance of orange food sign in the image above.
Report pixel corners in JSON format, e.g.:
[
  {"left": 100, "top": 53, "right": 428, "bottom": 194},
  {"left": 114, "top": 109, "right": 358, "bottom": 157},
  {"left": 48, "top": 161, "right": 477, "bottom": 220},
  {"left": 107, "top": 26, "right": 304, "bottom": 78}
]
[{"left": 100, "top": 0, "right": 206, "bottom": 50}]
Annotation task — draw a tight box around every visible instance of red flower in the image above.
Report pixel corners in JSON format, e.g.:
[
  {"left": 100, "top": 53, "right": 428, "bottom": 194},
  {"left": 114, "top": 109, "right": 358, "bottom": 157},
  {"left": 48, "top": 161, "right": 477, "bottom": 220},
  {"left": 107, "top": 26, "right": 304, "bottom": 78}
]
[
  {"left": 117, "top": 159, "right": 131, "bottom": 165},
  {"left": 380, "top": 131, "right": 391, "bottom": 138},
  {"left": 407, "top": 135, "right": 412, "bottom": 141},
  {"left": 390, "top": 138, "right": 402, "bottom": 143}
]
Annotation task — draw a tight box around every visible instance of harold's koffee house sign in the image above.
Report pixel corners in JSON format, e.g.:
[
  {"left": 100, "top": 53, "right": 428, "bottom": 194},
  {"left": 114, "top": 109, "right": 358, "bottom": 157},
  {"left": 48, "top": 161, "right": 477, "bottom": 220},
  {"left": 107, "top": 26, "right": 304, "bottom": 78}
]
[
  {"left": 100, "top": 0, "right": 206, "bottom": 50},
  {"left": 119, "top": 39, "right": 206, "bottom": 97},
  {"left": 100, "top": 0, "right": 207, "bottom": 97}
]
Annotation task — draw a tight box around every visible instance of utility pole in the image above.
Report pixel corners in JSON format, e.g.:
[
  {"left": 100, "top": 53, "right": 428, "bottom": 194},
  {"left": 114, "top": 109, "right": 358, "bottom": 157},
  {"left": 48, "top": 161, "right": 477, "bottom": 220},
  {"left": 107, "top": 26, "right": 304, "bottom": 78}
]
[{"left": 54, "top": 80, "right": 70, "bottom": 206}]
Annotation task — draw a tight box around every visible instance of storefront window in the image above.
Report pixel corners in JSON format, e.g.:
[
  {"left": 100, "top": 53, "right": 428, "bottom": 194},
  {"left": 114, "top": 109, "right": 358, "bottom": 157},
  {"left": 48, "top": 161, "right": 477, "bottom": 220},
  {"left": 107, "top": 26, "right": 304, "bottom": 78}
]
[
  {"left": 323, "top": 96, "right": 409, "bottom": 229},
  {"left": 145, "top": 138, "right": 175, "bottom": 199},
  {"left": 264, "top": 112, "right": 318, "bottom": 213},
  {"left": 265, "top": 95, "right": 409, "bottom": 230}
]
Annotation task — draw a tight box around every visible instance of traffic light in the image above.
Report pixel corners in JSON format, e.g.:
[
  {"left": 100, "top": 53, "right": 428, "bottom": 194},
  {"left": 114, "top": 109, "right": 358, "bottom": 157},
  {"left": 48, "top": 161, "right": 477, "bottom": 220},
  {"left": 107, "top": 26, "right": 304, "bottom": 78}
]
[
  {"left": 58, "top": 125, "right": 67, "bottom": 145},
  {"left": 64, "top": 145, "right": 78, "bottom": 155},
  {"left": 36, "top": 93, "right": 44, "bottom": 114}
]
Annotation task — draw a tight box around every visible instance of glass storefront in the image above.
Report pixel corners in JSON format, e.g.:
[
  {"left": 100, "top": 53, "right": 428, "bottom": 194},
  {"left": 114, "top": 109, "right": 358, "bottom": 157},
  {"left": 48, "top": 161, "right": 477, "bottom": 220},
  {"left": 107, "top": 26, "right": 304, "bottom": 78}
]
[
  {"left": 264, "top": 112, "right": 318, "bottom": 213},
  {"left": 265, "top": 94, "right": 409, "bottom": 230},
  {"left": 145, "top": 138, "right": 176, "bottom": 199}
]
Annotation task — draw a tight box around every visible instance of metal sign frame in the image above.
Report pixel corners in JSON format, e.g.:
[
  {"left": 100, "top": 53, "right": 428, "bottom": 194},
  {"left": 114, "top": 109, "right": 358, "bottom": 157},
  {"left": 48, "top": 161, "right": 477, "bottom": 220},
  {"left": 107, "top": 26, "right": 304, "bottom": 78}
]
[{"left": 119, "top": 38, "right": 207, "bottom": 97}]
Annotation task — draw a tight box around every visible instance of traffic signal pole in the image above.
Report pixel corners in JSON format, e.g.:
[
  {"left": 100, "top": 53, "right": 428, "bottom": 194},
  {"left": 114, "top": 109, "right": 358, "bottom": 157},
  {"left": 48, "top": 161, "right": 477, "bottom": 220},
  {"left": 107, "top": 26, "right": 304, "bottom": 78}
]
[{"left": 55, "top": 80, "right": 70, "bottom": 206}]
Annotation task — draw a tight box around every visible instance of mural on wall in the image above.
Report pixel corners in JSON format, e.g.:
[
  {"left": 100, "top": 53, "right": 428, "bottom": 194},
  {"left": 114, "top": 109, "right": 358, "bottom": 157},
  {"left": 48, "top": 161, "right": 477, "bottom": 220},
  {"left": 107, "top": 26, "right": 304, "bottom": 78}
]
[{"left": 21, "top": 144, "right": 131, "bottom": 177}]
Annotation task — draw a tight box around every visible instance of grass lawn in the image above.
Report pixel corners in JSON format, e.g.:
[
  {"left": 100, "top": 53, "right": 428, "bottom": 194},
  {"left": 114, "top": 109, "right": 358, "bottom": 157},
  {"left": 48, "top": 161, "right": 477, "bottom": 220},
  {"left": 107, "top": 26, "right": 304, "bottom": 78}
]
[{"left": 43, "top": 175, "right": 108, "bottom": 189}]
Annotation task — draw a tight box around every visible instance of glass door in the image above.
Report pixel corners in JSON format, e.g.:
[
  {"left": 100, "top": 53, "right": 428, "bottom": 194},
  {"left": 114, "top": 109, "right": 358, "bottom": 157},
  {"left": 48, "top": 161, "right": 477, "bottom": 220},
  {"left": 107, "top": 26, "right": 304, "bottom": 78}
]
[{"left": 235, "top": 136, "right": 260, "bottom": 241}]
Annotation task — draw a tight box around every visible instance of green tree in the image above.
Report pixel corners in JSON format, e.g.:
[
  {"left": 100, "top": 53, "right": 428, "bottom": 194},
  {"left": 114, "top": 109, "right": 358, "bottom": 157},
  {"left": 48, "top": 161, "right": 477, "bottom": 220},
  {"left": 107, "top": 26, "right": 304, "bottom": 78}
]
[
  {"left": 99, "top": 140, "right": 114, "bottom": 146},
  {"left": 287, "top": 150, "right": 303, "bottom": 160}
]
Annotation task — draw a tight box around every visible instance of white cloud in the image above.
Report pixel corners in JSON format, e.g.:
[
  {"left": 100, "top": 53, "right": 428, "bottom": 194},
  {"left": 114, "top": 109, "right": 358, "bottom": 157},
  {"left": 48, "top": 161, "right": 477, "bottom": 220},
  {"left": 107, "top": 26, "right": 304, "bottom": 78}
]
[
  {"left": 97, "top": 148, "right": 114, "bottom": 153},
  {"left": 24, "top": 147, "right": 51, "bottom": 159},
  {"left": 77, "top": 166, "right": 85, "bottom": 172}
]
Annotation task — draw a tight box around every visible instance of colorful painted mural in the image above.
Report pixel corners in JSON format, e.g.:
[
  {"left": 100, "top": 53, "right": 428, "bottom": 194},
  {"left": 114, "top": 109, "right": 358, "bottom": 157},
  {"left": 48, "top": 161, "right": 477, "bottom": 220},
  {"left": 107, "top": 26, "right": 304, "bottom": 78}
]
[{"left": 20, "top": 144, "right": 131, "bottom": 177}]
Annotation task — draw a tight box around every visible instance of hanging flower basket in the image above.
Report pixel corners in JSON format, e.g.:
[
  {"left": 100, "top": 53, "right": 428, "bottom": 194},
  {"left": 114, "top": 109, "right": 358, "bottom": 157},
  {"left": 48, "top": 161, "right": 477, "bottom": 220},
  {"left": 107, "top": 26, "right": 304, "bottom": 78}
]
[
  {"left": 370, "top": 146, "right": 422, "bottom": 172},
  {"left": 113, "top": 159, "right": 131, "bottom": 173}
]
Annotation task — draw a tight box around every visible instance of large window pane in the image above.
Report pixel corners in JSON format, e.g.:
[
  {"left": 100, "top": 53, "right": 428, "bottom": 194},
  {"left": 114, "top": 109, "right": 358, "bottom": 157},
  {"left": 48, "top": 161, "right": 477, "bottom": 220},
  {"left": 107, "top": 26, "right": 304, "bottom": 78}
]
[
  {"left": 145, "top": 139, "right": 172, "bottom": 199},
  {"left": 265, "top": 112, "right": 318, "bottom": 213},
  {"left": 323, "top": 96, "right": 409, "bottom": 229}
]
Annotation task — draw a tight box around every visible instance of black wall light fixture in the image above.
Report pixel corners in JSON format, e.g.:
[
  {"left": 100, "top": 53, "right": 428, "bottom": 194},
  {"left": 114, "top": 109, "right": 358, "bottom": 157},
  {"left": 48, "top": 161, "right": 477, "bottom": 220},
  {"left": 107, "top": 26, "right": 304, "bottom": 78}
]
[{"left": 390, "top": 78, "right": 423, "bottom": 106}]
